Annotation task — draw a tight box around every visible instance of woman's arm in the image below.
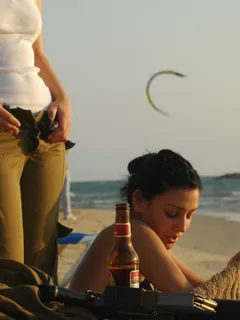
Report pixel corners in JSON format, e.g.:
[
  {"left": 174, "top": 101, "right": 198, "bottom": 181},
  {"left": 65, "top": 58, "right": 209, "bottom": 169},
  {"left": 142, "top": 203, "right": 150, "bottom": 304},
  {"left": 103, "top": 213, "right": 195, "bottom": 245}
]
[
  {"left": 168, "top": 251, "right": 207, "bottom": 288},
  {"left": 131, "top": 221, "right": 193, "bottom": 293},
  {"left": 33, "top": 0, "right": 72, "bottom": 142}
]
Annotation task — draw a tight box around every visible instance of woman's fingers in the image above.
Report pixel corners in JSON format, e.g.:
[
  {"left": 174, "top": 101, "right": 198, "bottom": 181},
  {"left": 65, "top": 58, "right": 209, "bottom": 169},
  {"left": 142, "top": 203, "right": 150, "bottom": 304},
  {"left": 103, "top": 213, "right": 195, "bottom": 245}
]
[
  {"left": 0, "top": 105, "right": 21, "bottom": 133},
  {"left": 0, "top": 118, "right": 20, "bottom": 134}
]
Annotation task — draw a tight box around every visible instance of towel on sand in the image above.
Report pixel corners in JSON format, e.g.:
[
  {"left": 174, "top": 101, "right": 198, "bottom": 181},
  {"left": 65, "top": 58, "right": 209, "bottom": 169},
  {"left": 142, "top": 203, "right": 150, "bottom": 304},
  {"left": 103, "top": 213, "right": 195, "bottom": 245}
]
[{"left": 195, "top": 261, "right": 240, "bottom": 300}]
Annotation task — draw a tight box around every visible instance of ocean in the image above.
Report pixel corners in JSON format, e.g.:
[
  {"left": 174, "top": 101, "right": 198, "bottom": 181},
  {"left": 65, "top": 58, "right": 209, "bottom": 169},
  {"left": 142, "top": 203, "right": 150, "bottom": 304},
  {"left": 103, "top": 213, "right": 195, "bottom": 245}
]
[{"left": 69, "top": 177, "right": 240, "bottom": 222}]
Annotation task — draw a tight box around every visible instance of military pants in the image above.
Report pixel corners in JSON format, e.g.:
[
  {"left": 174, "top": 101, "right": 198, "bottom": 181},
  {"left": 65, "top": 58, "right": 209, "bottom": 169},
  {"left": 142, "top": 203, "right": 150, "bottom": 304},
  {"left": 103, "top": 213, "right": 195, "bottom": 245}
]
[{"left": 0, "top": 107, "right": 72, "bottom": 279}]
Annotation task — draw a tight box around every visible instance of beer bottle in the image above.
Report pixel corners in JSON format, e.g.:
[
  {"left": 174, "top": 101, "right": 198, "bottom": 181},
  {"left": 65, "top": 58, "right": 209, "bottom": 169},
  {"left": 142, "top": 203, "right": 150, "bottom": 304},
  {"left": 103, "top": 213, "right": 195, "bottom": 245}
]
[{"left": 107, "top": 203, "right": 139, "bottom": 288}]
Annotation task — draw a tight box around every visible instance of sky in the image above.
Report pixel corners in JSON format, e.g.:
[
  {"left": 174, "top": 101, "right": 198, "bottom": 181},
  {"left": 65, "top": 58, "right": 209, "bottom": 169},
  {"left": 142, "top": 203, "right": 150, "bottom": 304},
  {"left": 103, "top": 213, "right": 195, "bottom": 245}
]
[{"left": 42, "top": 0, "right": 240, "bottom": 181}]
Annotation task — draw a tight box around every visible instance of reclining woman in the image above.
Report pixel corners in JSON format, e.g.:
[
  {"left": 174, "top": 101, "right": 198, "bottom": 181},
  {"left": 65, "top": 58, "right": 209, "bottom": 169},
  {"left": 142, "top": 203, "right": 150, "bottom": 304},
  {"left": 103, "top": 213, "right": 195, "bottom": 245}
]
[{"left": 69, "top": 149, "right": 240, "bottom": 293}]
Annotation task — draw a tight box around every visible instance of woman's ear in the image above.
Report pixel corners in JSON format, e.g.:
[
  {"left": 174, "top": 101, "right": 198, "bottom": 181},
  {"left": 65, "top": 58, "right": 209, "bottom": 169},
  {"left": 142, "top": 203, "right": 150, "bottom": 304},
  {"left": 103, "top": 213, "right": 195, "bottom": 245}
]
[{"left": 132, "top": 189, "right": 147, "bottom": 213}]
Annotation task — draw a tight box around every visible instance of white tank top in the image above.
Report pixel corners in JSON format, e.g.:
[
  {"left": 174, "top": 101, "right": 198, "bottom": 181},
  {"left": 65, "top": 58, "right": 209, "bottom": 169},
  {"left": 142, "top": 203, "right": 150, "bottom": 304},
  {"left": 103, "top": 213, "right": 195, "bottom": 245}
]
[{"left": 0, "top": 0, "right": 52, "bottom": 112}]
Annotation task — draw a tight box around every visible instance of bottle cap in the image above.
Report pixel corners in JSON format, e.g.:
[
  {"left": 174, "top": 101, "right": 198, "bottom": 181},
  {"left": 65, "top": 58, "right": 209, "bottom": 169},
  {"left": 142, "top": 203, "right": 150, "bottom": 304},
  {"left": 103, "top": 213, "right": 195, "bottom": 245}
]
[{"left": 116, "top": 203, "right": 129, "bottom": 210}]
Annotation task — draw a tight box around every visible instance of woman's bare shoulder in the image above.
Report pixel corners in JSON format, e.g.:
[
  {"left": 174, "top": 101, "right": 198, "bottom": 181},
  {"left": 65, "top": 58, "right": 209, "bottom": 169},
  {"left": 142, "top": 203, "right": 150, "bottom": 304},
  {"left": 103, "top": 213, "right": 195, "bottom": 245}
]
[
  {"left": 96, "top": 224, "right": 114, "bottom": 243},
  {"left": 131, "top": 219, "right": 152, "bottom": 229},
  {"left": 86, "top": 224, "right": 114, "bottom": 257},
  {"left": 131, "top": 219, "right": 163, "bottom": 243}
]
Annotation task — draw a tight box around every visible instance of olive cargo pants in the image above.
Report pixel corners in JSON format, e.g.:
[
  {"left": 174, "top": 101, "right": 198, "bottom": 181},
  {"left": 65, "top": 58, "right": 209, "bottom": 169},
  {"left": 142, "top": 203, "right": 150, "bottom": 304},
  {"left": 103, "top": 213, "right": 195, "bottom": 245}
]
[{"left": 0, "top": 108, "right": 68, "bottom": 279}]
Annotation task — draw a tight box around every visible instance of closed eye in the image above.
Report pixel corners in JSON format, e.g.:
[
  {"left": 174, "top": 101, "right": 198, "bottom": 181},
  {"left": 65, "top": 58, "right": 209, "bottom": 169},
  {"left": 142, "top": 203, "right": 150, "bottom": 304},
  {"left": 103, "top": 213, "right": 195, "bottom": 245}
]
[
  {"left": 165, "top": 212, "right": 179, "bottom": 218},
  {"left": 165, "top": 210, "right": 197, "bottom": 220}
]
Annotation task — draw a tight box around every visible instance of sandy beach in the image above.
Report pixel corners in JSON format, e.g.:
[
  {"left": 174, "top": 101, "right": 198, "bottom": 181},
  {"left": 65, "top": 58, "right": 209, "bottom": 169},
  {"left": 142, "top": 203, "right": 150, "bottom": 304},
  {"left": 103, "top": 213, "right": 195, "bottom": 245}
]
[{"left": 58, "top": 209, "right": 240, "bottom": 284}]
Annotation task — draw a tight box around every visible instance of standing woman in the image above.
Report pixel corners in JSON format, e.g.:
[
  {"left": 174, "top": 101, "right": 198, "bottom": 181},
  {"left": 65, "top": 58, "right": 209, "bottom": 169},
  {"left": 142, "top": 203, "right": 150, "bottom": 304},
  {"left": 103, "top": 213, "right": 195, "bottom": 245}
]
[{"left": 0, "top": 0, "right": 73, "bottom": 279}]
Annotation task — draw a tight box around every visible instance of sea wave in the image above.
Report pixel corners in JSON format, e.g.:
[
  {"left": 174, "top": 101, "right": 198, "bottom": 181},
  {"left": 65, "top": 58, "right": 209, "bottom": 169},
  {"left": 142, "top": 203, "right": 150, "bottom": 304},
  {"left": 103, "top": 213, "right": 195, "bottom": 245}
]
[{"left": 69, "top": 178, "right": 240, "bottom": 221}]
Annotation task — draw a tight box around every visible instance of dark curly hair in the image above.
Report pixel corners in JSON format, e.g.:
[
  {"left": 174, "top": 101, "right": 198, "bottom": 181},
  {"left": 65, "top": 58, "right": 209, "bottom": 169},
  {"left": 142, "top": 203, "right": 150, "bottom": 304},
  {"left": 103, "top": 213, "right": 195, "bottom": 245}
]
[{"left": 121, "top": 149, "right": 202, "bottom": 207}]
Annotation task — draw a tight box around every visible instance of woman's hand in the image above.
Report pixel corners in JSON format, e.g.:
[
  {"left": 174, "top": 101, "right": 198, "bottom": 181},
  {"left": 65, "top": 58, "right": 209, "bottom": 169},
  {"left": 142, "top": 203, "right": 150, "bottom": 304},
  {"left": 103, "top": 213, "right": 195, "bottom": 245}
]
[
  {"left": 228, "top": 251, "right": 240, "bottom": 266},
  {"left": 0, "top": 105, "right": 21, "bottom": 134},
  {"left": 47, "top": 98, "right": 72, "bottom": 142}
]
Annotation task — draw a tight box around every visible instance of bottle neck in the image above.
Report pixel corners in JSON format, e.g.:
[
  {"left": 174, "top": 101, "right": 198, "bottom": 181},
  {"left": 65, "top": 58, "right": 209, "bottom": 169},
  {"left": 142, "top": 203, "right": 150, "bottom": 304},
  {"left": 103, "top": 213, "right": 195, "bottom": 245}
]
[{"left": 114, "top": 208, "right": 132, "bottom": 246}]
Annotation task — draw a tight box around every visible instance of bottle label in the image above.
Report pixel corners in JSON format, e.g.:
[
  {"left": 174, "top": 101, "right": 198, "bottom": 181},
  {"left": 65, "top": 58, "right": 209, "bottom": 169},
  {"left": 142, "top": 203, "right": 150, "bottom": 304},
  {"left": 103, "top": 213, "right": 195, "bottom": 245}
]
[
  {"left": 130, "top": 270, "right": 139, "bottom": 288},
  {"left": 114, "top": 223, "right": 131, "bottom": 237},
  {"left": 107, "top": 268, "right": 139, "bottom": 288}
]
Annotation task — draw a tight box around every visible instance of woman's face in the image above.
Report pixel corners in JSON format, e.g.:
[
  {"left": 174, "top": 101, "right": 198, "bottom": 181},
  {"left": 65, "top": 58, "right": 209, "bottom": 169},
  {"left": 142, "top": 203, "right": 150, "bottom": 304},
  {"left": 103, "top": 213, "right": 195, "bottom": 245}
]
[{"left": 133, "top": 188, "right": 200, "bottom": 249}]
